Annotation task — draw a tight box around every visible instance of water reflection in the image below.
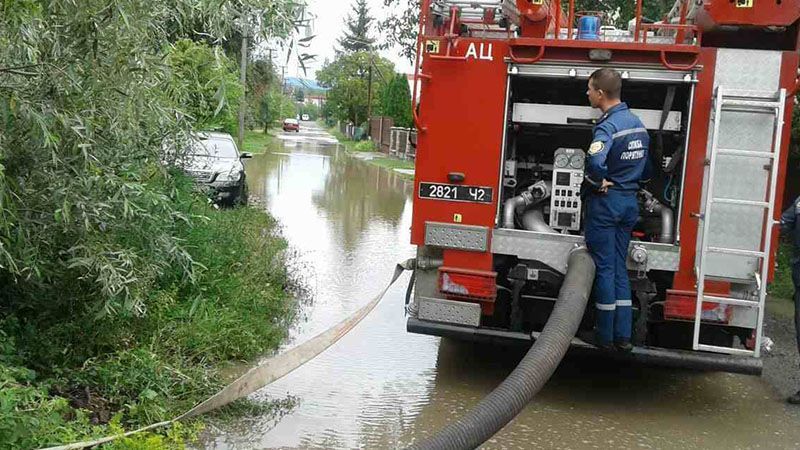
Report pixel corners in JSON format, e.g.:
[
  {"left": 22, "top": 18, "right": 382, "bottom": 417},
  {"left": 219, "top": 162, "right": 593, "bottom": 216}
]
[{"left": 311, "top": 149, "right": 410, "bottom": 252}]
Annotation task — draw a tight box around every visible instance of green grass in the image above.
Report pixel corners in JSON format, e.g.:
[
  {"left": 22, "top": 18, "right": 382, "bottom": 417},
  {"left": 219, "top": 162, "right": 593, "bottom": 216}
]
[
  {"left": 369, "top": 157, "right": 416, "bottom": 180},
  {"left": 242, "top": 130, "right": 278, "bottom": 154},
  {"left": 327, "top": 127, "right": 359, "bottom": 152},
  {"left": 0, "top": 181, "right": 296, "bottom": 449},
  {"left": 352, "top": 140, "right": 377, "bottom": 152}
]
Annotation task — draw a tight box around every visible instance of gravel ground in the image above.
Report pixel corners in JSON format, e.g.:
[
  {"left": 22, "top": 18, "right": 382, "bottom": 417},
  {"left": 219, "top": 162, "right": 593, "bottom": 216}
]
[{"left": 762, "top": 296, "right": 800, "bottom": 401}]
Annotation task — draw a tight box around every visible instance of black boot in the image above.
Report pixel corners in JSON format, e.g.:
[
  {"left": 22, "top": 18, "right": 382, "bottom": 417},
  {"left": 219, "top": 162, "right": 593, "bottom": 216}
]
[
  {"left": 614, "top": 339, "right": 633, "bottom": 353},
  {"left": 577, "top": 330, "right": 614, "bottom": 351},
  {"left": 787, "top": 390, "right": 800, "bottom": 404}
]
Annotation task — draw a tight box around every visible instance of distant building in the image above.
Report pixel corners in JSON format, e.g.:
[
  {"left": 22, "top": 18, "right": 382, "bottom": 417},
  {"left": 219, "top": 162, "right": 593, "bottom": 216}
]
[
  {"left": 305, "top": 94, "right": 326, "bottom": 108},
  {"left": 283, "top": 77, "right": 328, "bottom": 107}
]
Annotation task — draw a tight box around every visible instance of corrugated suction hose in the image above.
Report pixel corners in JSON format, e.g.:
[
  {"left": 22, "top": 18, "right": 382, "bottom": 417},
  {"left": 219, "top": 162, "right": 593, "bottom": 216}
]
[{"left": 408, "top": 247, "right": 595, "bottom": 450}]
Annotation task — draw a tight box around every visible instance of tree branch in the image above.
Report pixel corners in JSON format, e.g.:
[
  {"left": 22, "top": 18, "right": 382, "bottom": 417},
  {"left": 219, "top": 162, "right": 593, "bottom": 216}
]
[{"left": 0, "top": 64, "right": 40, "bottom": 76}]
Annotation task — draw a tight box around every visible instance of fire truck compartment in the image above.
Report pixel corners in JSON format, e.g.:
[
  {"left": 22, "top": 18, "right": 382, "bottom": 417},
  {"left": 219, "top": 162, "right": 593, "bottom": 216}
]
[
  {"left": 496, "top": 66, "right": 693, "bottom": 258},
  {"left": 409, "top": 61, "right": 768, "bottom": 359}
]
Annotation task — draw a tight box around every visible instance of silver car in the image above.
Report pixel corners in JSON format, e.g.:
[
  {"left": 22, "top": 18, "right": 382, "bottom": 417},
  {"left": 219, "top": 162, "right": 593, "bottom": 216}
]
[{"left": 181, "top": 132, "right": 252, "bottom": 206}]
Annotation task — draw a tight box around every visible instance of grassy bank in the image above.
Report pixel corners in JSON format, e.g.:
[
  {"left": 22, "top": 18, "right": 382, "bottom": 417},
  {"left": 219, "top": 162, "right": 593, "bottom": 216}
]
[
  {"left": 242, "top": 130, "right": 279, "bottom": 154},
  {"left": 324, "top": 123, "right": 416, "bottom": 180},
  {"left": 326, "top": 126, "right": 360, "bottom": 152},
  {"left": 0, "top": 177, "right": 295, "bottom": 449}
]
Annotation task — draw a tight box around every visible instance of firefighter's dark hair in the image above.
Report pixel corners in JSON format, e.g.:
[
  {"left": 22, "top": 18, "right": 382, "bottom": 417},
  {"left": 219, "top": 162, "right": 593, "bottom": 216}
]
[{"left": 589, "top": 68, "right": 622, "bottom": 99}]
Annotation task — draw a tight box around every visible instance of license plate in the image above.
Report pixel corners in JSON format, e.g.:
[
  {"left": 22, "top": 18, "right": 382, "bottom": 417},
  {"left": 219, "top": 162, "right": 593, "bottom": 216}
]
[{"left": 418, "top": 182, "right": 494, "bottom": 204}]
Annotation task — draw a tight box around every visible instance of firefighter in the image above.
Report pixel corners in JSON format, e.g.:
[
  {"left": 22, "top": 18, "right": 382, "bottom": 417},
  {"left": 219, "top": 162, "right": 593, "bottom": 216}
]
[
  {"left": 582, "top": 68, "right": 651, "bottom": 352},
  {"left": 780, "top": 195, "right": 800, "bottom": 404}
]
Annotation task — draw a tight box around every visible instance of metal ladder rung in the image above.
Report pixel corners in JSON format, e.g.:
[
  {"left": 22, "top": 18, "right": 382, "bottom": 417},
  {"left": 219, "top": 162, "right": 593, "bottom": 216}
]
[
  {"left": 696, "top": 344, "right": 756, "bottom": 356},
  {"left": 701, "top": 295, "right": 760, "bottom": 308},
  {"left": 721, "top": 88, "right": 781, "bottom": 99},
  {"left": 711, "top": 198, "right": 769, "bottom": 208},
  {"left": 716, "top": 149, "right": 776, "bottom": 159},
  {"left": 706, "top": 247, "right": 765, "bottom": 258},
  {"left": 721, "top": 99, "right": 782, "bottom": 109}
]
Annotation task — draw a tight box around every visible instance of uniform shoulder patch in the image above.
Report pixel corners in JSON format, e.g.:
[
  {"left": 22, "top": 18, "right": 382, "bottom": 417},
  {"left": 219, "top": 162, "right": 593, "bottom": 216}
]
[{"left": 588, "top": 141, "right": 604, "bottom": 155}]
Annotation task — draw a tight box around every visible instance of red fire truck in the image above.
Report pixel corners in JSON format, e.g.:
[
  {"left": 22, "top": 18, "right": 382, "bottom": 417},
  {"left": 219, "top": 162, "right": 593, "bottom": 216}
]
[{"left": 406, "top": 0, "right": 800, "bottom": 374}]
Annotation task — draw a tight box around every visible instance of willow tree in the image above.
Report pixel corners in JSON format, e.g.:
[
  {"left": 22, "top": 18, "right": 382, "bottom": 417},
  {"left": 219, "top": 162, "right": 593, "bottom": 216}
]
[{"left": 0, "top": 0, "right": 304, "bottom": 317}]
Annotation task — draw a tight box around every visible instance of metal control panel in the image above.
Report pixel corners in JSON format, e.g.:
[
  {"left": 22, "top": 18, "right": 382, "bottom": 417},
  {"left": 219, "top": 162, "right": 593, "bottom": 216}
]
[{"left": 549, "top": 148, "right": 585, "bottom": 231}]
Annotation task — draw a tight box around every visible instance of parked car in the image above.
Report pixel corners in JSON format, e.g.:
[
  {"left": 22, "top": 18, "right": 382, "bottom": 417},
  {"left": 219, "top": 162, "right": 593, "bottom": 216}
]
[
  {"left": 283, "top": 118, "right": 300, "bottom": 132},
  {"left": 178, "top": 132, "right": 252, "bottom": 206},
  {"left": 301, "top": 114, "right": 310, "bottom": 121}
]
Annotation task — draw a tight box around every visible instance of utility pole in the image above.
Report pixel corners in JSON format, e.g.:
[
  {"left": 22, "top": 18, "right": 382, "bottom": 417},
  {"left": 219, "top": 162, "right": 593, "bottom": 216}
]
[
  {"left": 237, "top": 19, "right": 248, "bottom": 151},
  {"left": 366, "top": 62, "right": 373, "bottom": 137}
]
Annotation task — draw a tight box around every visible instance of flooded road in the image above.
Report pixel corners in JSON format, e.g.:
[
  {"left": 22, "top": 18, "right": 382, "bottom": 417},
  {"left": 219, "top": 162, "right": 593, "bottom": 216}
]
[{"left": 205, "top": 122, "right": 800, "bottom": 449}]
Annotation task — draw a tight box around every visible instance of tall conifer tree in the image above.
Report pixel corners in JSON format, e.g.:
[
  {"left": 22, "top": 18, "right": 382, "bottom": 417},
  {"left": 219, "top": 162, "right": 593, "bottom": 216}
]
[{"left": 338, "top": 0, "right": 375, "bottom": 52}]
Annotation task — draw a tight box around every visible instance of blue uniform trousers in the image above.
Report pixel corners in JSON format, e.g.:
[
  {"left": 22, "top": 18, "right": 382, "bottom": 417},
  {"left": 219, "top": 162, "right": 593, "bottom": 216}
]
[{"left": 584, "top": 190, "right": 638, "bottom": 344}]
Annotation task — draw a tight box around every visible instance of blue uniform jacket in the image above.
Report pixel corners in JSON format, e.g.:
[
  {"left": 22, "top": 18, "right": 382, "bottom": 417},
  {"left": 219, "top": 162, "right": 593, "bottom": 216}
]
[
  {"left": 781, "top": 196, "right": 800, "bottom": 252},
  {"left": 585, "top": 102, "right": 652, "bottom": 192}
]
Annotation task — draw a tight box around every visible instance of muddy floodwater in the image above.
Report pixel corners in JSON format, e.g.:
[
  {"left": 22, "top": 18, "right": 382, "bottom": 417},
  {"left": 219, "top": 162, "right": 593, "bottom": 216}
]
[{"left": 203, "top": 123, "right": 800, "bottom": 449}]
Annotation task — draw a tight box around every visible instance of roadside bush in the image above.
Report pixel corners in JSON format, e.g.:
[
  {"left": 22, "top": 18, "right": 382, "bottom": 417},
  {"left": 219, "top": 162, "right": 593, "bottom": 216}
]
[
  {"left": 354, "top": 140, "right": 377, "bottom": 152},
  {"left": 259, "top": 89, "right": 299, "bottom": 131},
  {"left": 0, "top": 328, "right": 95, "bottom": 449},
  {"left": 0, "top": 182, "right": 295, "bottom": 446}
]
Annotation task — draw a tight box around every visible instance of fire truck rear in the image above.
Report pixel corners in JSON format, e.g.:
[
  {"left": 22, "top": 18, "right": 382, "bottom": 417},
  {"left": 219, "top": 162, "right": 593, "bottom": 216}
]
[{"left": 406, "top": 0, "right": 800, "bottom": 374}]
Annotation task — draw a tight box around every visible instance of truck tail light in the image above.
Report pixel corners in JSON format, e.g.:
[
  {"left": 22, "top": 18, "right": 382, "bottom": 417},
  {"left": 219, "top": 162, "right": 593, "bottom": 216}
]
[{"left": 438, "top": 267, "right": 497, "bottom": 301}]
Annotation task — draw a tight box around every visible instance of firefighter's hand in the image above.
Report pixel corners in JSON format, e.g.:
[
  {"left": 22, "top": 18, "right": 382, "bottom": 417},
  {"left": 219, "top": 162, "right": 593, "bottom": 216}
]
[{"left": 599, "top": 179, "right": 614, "bottom": 193}]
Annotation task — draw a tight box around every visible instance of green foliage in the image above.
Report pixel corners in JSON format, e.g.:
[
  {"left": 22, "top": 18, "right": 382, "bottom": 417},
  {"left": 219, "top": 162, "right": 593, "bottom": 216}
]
[
  {"left": 0, "top": 1, "right": 303, "bottom": 447},
  {"left": 353, "top": 141, "right": 377, "bottom": 152},
  {"left": 242, "top": 130, "right": 278, "bottom": 154},
  {"left": 0, "top": 350, "right": 202, "bottom": 450},
  {"left": 380, "top": 0, "right": 422, "bottom": 61},
  {"left": 338, "top": 0, "right": 376, "bottom": 53},
  {"left": 0, "top": 0, "right": 297, "bottom": 318},
  {"left": 165, "top": 39, "right": 243, "bottom": 134},
  {"left": 0, "top": 360, "right": 94, "bottom": 449},
  {"left": 259, "top": 89, "right": 298, "bottom": 130},
  {"left": 770, "top": 242, "right": 795, "bottom": 299},
  {"left": 247, "top": 58, "right": 283, "bottom": 130},
  {"left": 379, "top": 73, "right": 413, "bottom": 129},
  {"left": 298, "top": 103, "right": 321, "bottom": 121},
  {"left": 103, "top": 420, "right": 202, "bottom": 450},
  {"left": 317, "top": 52, "right": 394, "bottom": 125},
  {"left": 0, "top": 187, "right": 295, "bottom": 448}
]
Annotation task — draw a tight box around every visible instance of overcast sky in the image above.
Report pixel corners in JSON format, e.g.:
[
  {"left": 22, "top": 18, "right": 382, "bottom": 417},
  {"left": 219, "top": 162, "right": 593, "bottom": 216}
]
[{"left": 280, "top": 0, "right": 414, "bottom": 80}]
